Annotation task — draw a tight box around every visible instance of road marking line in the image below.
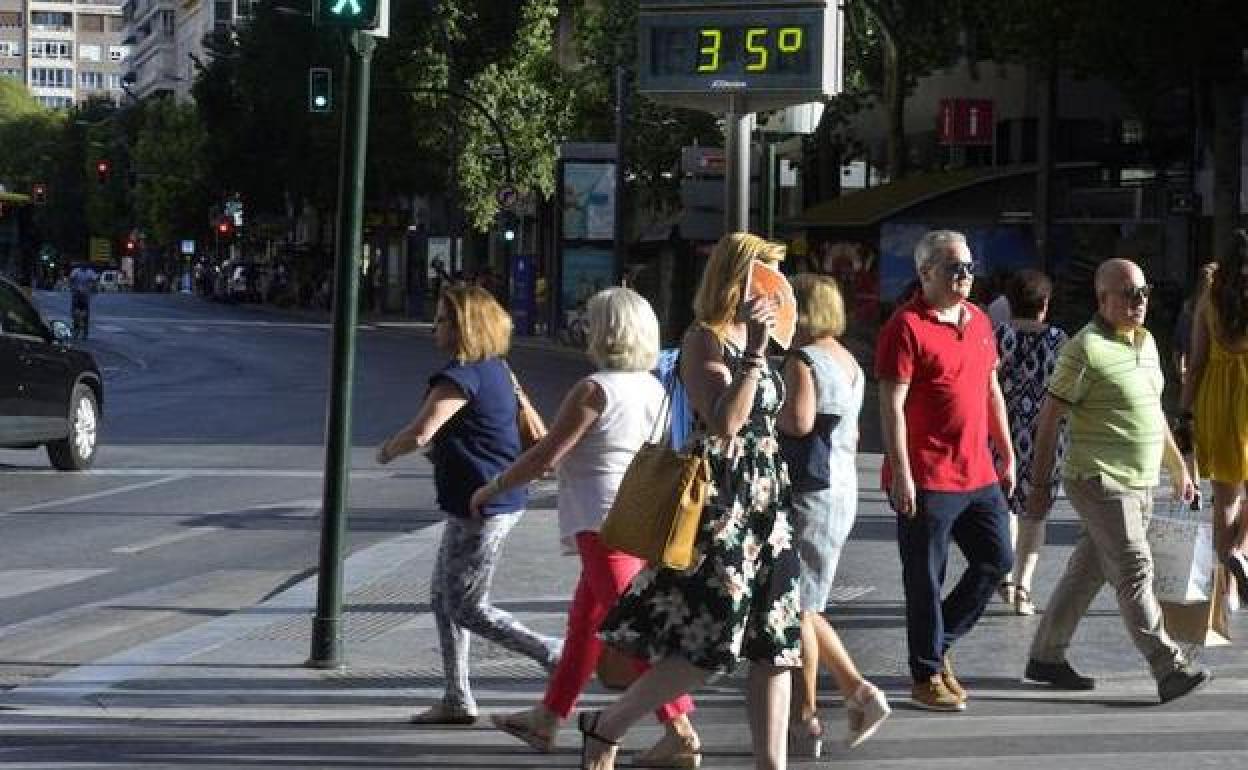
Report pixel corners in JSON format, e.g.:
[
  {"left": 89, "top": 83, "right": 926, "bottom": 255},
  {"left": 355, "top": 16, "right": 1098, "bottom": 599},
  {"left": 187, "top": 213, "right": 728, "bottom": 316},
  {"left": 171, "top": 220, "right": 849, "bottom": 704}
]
[
  {"left": 0, "top": 570, "right": 112, "bottom": 599},
  {"left": 1, "top": 475, "right": 187, "bottom": 516},
  {"left": 0, "top": 469, "right": 397, "bottom": 480},
  {"left": 111, "top": 527, "right": 219, "bottom": 555}
]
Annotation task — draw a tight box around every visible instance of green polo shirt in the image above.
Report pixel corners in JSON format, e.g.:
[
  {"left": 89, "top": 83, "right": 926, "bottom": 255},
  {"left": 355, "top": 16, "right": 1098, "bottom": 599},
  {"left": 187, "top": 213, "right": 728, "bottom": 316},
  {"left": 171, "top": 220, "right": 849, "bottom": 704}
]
[{"left": 1046, "top": 317, "right": 1165, "bottom": 488}]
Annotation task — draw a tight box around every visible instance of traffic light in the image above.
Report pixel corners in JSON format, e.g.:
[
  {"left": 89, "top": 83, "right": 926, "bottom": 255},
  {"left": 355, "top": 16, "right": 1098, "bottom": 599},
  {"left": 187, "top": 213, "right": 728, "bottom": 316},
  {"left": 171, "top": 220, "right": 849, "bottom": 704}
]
[
  {"left": 216, "top": 217, "right": 234, "bottom": 238},
  {"left": 309, "top": 67, "right": 332, "bottom": 113},
  {"left": 95, "top": 160, "right": 111, "bottom": 185},
  {"left": 124, "top": 238, "right": 136, "bottom": 254},
  {"left": 31, "top": 183, "right": 47, "bottom": 205},
  {"left": 313, "top": 0, "right": 380, "bottom": 29}
]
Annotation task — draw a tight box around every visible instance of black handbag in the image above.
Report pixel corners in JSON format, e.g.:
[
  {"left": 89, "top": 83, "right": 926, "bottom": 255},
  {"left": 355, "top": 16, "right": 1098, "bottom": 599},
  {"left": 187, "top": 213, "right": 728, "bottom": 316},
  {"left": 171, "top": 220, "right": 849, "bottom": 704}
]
[{"left": 778, "top": 350, "right": 841, "bottom": 492}]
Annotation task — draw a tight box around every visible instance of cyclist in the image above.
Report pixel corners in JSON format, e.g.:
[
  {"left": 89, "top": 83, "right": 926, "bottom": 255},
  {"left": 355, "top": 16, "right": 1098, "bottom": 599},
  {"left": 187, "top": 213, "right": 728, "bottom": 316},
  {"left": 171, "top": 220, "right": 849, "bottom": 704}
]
[{"left": 68, "top": 263, "right": 98, "bottom": 340}]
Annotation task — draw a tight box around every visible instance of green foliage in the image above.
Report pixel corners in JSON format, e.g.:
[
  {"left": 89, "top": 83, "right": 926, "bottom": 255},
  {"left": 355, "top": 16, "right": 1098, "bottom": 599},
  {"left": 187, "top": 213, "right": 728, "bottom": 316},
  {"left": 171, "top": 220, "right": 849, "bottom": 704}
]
[
  {"left": 572, "top": 0, "right": 718, "bottom": 214},
  {"left": 132, "top": 99, "right": 209, "bottom": 249},
  {"left": 0, "top": 78, "right": 46, "bottom": 123},
  {"left": 456, "top": 0, "right": 571, "bottom": 229}
]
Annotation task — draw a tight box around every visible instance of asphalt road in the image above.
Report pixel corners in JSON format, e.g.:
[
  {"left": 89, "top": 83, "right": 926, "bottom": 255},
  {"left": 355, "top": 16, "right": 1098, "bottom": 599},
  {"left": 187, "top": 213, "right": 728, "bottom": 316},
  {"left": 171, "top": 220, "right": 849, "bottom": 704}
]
[{"left": 0, "top": 290, "right": 590, "bottom": 689}]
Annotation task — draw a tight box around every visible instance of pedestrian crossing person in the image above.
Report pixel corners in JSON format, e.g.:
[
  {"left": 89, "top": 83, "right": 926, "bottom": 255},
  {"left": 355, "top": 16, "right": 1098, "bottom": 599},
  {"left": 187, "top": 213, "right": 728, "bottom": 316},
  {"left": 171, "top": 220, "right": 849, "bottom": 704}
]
[
  {"left": 993, "top": 269, "right": 1069, "bottom": 616},
  {"left": 471, "top": 287, "right": 701, "bottom": 766},
  {"left": 581, "top": 233, "right": 803, "bottom": 770},
  {"left": 376, "top": 286, "right": 561, "bottom": 725},
  {"left": 777, "top": 274, "right": 889, "bottom": 755},
  {"left": 1024, "top": 259, "right": 1211, "bottom": 704},
  {"left": 876, "top": 230, "right": 1016, "bottom": 712},
  {"left": 1178, "top": 234, "right": 1248, "bottom": 606}
]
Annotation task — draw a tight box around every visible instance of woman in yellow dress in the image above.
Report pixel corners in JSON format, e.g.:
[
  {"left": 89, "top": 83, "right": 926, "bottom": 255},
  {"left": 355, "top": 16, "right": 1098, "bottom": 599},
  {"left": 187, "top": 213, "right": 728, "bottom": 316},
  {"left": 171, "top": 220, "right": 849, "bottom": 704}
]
[{"left": 1180, "top": 232, "right": 1248, "bottom": 605}]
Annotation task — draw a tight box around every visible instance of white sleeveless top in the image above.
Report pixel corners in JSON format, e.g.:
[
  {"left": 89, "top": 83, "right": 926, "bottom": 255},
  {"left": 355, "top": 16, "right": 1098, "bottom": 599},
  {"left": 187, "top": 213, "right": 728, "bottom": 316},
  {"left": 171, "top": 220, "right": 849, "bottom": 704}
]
[{"left": 556, "top": 370, "right": 665, "bottom": 544}]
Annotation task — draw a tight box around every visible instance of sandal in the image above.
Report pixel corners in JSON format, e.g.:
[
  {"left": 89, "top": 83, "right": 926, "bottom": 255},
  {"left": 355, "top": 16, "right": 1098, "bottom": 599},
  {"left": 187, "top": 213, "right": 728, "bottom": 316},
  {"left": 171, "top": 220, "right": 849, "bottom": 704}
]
[
  {"left": 846, "top": 682, "right": 891, "bottom": 749},
  {"left": 1014, "top": 586, "right": 1036, "bottom": 616},
  {"left": 490, "top": 707, "right": 557, "bottom": 753},
  {"left": 578, "top": 710, "right": 619, "bottom": 770},
  {"left": 633, "top": 726, "right": 702, "bottom": 768},
  {"left": 787, "top": 714, "right": 823, "bottom": 759}
]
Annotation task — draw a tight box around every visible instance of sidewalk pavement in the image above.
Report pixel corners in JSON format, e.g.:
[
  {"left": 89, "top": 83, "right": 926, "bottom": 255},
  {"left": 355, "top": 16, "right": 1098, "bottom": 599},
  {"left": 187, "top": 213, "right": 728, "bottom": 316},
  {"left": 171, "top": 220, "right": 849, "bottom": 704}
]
[{"left": 3, "top": 455, "right": 1247, "bottom": 768}]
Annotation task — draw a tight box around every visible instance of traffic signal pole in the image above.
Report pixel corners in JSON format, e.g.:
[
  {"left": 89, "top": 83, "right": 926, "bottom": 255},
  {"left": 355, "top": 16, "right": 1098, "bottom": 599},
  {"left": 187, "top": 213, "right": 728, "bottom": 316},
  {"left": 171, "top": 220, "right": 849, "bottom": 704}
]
[{"left": 308, "top": 28, "right": 375, "bottom": 669}]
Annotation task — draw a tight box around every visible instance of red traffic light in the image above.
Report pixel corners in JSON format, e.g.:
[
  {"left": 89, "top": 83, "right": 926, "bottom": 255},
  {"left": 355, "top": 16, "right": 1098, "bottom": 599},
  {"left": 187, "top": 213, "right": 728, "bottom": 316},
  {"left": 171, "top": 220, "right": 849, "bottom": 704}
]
[
  {"left": 125, "top": 239, "right": 136, "bottom": 253},
  {"left": 95, "top": 159, "right": 111, "bottom": 184},
  {"left": 216, "top": 218, "right": 234, "bottom": 237}
]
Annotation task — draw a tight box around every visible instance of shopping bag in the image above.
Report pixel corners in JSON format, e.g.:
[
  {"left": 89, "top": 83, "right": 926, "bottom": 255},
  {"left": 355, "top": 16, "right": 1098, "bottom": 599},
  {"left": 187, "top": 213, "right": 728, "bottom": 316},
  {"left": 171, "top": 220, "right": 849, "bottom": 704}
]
[
  {"left": 1147, "top": 499, "right": 1215, "bottom": 604},
  {"left": 1161, "top": 565, "right": 1232, "bottom": 647}
]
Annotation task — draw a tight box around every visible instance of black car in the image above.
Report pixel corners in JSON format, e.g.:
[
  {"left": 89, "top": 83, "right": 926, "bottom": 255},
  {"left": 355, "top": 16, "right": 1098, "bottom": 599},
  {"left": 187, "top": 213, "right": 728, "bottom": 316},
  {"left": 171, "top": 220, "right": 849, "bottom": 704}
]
[{"left": 0, "top": 276, "right": 103, "bottom": 470}]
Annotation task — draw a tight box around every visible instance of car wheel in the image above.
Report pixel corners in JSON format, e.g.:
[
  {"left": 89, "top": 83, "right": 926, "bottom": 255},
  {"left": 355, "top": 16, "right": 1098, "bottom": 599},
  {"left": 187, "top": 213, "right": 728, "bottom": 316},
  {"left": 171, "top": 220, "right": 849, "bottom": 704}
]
[{"left": 47, "top": 384, "right": 99, "bottom": 471}]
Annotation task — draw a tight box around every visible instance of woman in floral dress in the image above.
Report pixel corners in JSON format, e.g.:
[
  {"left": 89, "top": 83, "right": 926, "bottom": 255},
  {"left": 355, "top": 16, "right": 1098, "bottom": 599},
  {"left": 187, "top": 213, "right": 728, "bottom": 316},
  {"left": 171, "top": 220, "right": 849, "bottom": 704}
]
[
  {"left": 993, "top": 269, "right": 1067, "bottom": 615},
  {"left": 581, "top": 233, "right": 803, "bottom": 770}
]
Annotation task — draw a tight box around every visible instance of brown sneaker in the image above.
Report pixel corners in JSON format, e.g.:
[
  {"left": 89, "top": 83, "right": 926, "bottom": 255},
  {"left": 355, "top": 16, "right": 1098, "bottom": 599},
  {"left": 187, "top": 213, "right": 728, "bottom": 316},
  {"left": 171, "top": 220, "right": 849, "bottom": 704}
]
[
  {"left": 942, "top": 654, "right": 968, "bottom": 703},
  {"left": 910, "top": 675, "right": 966, "bottom": 712}
]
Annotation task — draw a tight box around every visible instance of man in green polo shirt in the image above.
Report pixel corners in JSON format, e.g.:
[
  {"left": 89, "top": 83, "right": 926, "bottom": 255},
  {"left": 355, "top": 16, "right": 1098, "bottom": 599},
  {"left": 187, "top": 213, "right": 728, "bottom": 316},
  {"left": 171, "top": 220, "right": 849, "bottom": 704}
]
[{"left": 1021, "top": 258, "right": 1212, "bottom": 704}]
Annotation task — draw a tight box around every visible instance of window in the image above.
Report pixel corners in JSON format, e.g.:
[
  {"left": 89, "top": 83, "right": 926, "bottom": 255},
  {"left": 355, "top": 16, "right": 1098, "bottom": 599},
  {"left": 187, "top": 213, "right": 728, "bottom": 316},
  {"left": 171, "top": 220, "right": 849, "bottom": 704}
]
[
  {"left": 108, "top": 16, "right": 124, "bottom": 32},
  {"left": 29, "top": 40, "right": 73, "bottom": 59},
  {"left": 36, "top": 94, "right": 74, "bottom": 109},
  {"left": 79, "top": 70, "right": 104, "bottom": 89},
  {"left": 0, "top": 12, "right": 22, "bottom": 29},
  {"left": 30, "top": 11, "right": 73, "bottom": 30},
  {"left": 79, "top": 43, "right": 100, "bottom": 62},
  {"left": 78, "top": 13, "right": 103, "bottom": 32},
  {"left": 160, "top": 9, "right": 174, "bottom": 34},
  {"left": 0, "top": 68, "right": 21, "bottom": 81},
  {"left": 0, "top": 41, "right": 19, "bottom": 57},
  {"left": 30, "top": 67, "right": 73, "bottom": 88},
  {"left": 108, "top": 45, "right": 128, "bottom": 62},
  {"left": 0, "top": 283, "right": 50, "bottom": 339},
  {"left": 107, "top": 72, "right": 122, "bottom": 89}
]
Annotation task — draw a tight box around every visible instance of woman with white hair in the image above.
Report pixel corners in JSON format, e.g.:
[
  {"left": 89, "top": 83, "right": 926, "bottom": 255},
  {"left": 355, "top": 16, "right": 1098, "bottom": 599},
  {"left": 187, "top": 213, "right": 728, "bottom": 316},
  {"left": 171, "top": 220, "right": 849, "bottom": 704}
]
[{"left": 472, "top": 287, "right": 701, "bottom": 767}]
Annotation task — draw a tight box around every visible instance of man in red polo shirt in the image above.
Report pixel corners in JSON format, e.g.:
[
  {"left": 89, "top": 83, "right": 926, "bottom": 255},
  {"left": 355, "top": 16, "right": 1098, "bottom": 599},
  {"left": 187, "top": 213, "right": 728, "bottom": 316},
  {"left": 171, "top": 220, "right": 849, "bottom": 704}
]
[{"left": 876, "top": 229, "right": 1016, "bottom": 712}]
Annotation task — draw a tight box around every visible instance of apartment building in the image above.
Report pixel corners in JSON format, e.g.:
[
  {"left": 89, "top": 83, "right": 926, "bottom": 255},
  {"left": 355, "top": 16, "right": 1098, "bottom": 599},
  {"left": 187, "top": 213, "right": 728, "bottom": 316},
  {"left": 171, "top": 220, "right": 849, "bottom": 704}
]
[
  {"left": 122, "top": 0, "right": 252, "bottom": 102},
  {"left": 0, "top": 0, "right": 128, "bottom": 108}
]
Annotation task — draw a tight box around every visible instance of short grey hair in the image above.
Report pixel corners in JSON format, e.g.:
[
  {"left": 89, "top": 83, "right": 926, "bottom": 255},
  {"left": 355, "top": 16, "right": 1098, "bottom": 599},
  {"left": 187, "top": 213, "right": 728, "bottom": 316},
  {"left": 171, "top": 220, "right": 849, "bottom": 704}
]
[
  {"left": 586, "top": 287, "right": 660, "bottom": 372},
  {"left": 914, "top": 230, "right": 969, "bottom": 272}
]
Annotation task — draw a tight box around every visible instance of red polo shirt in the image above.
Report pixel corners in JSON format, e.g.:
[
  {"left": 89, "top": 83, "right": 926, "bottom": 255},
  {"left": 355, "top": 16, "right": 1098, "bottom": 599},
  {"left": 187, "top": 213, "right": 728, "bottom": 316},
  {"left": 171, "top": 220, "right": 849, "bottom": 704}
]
[{"left": 875, "top": 295, "right": 1000, "bottom": 492}]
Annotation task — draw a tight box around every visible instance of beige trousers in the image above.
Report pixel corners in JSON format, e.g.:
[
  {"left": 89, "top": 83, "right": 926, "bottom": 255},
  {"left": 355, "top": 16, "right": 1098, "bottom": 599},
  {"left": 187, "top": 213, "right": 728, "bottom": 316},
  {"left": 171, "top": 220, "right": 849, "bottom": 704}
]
[{"left": 1028, "top": 475, "right": 1184, "bottom": 681}]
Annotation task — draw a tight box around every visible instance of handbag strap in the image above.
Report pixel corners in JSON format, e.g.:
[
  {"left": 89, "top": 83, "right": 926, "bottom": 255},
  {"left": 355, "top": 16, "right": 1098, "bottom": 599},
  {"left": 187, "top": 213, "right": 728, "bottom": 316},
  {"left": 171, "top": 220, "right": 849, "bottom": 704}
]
[{"left": 648, "top": 359, "right": 678, "bottom": 445}]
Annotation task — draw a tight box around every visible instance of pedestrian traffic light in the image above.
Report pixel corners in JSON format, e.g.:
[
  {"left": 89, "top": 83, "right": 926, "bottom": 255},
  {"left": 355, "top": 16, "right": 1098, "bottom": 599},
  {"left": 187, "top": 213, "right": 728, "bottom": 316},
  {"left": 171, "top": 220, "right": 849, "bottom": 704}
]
[
  {"left": 31, "top": 183, "right": 47, "bottom": 205},
  {"left": 216, "top": 217, "right": 234, "bottom": 238},
  {"left": 313, "top": 0, "right": 380, "bottom": 29},
  {"left": 96, "top": 160, "right": 111, "bottom": 185},
  {"left": 124, "top": 238, "right": 136, "bottom": 254},
  {"left": 309, "top": 67, "right": 332, "bottom": 113}
]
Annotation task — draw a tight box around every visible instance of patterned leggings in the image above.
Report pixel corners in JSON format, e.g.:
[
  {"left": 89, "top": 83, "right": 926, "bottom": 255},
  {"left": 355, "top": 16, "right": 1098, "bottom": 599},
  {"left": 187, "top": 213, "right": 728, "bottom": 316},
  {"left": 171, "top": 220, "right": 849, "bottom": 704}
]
[{"left": 432, "top": 511, "right": 561, "bottom": 711}]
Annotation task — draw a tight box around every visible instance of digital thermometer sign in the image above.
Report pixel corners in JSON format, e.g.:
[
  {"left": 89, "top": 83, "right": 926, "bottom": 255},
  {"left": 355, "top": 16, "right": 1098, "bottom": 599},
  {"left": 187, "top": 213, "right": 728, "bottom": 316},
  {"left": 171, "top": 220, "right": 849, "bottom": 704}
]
[{"left": 638, "top": 1, "right": 840, "bottom": 112}]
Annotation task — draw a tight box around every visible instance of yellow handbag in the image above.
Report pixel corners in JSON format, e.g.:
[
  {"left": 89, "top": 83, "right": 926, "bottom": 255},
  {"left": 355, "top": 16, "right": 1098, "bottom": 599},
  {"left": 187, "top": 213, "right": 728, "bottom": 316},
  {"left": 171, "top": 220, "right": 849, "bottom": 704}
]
[{"left": 600, "top": 373, "right": 710, "bottom": 571}]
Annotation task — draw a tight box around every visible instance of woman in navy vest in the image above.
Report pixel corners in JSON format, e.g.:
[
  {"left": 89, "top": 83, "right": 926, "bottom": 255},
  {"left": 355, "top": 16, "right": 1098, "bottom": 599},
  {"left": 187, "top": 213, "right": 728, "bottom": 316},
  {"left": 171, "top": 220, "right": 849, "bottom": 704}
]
[{"left": 377, "top": 285, "right": 561, "bottom": 724}]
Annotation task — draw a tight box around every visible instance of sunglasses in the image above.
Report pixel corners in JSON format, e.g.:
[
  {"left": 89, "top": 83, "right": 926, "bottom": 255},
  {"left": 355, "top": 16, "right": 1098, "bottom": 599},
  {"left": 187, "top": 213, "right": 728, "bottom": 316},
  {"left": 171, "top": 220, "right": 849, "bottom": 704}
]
[
  {"left": 1119, "top": 284, "right": 1153, "bottom": 303},
  {"left": 941, "top": 260, "right": 979, "bottom": 279}
]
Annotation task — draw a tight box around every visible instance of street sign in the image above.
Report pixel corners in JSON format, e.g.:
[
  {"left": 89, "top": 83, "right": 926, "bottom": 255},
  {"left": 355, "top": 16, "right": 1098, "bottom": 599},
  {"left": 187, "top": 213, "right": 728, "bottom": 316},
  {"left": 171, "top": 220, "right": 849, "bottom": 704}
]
[
  {"left": 637, "top": 0, "right": 842, "bottom": 112},
  {"left": 313, "top": 0, "right": 380, "bottom": 29},
  {"left": 496, "top": 185, "right": 518, "bottom": 209}
]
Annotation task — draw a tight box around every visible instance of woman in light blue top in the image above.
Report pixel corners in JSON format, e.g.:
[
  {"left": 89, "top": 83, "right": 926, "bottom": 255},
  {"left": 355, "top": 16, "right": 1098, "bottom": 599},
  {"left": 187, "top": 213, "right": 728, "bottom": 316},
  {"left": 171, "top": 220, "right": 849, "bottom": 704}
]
[{"left": 778, "top": 274, "right": 889, "bottom": 756}]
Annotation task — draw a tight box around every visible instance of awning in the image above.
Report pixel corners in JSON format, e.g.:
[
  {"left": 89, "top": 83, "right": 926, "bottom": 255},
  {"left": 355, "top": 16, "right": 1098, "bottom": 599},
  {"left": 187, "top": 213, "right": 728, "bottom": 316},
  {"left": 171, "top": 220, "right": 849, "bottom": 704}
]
[{"left": 790, "top": 165, "right": 1040, "bottom": 228}]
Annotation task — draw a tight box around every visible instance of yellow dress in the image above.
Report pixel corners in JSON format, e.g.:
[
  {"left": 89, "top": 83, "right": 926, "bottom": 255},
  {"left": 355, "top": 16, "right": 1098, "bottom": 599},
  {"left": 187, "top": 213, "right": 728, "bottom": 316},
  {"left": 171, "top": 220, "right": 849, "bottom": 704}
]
[{"left": 1194, "top": 304, "right": 1248, "bottom": 483}]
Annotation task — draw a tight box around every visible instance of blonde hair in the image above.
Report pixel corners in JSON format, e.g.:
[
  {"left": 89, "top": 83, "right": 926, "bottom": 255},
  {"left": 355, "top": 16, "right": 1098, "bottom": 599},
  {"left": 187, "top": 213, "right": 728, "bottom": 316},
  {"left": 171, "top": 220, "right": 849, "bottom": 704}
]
[
  {"left": 693, "top": 232, "right": 786, "bottom": 328},
  {"left": 791, "top": 273, "right": 846, "bottom": 339},
  {"left": 440, "top": 285, "right": 512, "bottom": 362},
  {"left": 586, "top": 287, "right": 660, "bottom": 371}
]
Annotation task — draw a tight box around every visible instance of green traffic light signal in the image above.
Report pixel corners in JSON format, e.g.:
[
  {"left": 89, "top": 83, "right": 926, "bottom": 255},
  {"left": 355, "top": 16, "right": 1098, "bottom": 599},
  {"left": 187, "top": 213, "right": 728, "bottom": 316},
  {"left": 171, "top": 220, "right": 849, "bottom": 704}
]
[
  {"left": 313, "top": 0, "right": 379, "bottom": 28},
  {"left": 309, "top": 67, "right": 333, "bottom": 113}
]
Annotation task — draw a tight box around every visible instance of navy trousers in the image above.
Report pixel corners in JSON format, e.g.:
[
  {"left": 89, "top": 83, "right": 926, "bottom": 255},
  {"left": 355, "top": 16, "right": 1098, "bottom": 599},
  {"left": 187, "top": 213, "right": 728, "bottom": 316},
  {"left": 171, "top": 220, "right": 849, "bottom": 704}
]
[{"left": 897, "top": 483, "right": 1014, "bottom": 681}]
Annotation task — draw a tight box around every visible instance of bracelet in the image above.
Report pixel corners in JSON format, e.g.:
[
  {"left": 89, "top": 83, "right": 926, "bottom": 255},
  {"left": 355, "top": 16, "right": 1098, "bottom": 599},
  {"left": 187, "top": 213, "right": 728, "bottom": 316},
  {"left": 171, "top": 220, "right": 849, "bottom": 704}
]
[
  {"left": 742, "top": 351, "right": 764, "bottom": 361},
  {"left": 488, "top": 474, "right": 504, "bottom": 496}
]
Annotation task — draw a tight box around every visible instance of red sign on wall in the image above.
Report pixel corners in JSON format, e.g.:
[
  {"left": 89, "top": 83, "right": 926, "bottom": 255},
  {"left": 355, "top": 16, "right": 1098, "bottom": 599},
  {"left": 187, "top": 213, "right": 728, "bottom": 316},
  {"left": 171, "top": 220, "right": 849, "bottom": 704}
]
[{"left": 937, "top": 98, "right": 994, "bottom": 146}]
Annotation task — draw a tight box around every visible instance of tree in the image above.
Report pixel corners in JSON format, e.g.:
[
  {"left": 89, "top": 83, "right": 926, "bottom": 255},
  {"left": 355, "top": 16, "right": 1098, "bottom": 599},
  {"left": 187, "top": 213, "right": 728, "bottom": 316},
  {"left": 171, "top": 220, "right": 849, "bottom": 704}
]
[
  {"left": 131, "top": 99, "right": 210, "bottom": 252},
  {"left": 854, "top": 0, "right": 964, "bottom": 181}
]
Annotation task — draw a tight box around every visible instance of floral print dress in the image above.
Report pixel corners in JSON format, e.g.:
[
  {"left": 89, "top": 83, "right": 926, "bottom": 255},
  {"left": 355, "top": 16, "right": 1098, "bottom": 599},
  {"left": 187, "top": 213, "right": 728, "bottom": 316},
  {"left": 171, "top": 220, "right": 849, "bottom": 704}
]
[{"left": 599, "top": 342, "right": 803, "bottom": 674}]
